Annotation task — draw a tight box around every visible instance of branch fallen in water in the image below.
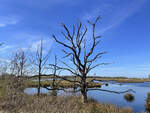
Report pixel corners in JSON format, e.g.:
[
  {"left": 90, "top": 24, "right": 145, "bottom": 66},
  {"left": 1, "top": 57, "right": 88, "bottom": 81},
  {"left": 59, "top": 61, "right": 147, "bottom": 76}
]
[
  {"left": 87, "top": 88, "right": 136, "bottom": 94},
  {"left": 62, "top": 88, "right": 81, "bottom": 93},
  {"left": 42, "top": 85, "right": 135, "bottom": 94},
  {"left": 41, "top": 85, "right": 63, "bottom": 91}
]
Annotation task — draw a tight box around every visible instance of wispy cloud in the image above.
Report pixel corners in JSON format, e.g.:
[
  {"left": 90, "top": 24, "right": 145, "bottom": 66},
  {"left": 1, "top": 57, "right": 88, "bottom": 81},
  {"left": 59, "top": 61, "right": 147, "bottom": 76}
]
[
  {"left": 0, "top": 16, "right": 18, "bottom": 27},
  {"left": 0, "top": 44, "right": 16, "bottom": 62},
  {"left": 101, "top": 0, "right": 147, "bottom": 33},
  {"left": 30, "top": 39, "right": 53, "bottom": 53},
  {"left": 9, "top": 32, "right": 54, "bottom": 53},
  {"left": 0, "top": 58, "right": 10, "bottom": 63},
  {"left": 0, "top": 45, "right": 15, "bottom": 53},
  {"left": 82, "top": 0, "right": 148, "bottom": 34},
  {"left": 94, "top": 64, "right": 150, "bottom": 78},
  {"left": 19, "top": 0, "right": 80, "bottom": 9}
]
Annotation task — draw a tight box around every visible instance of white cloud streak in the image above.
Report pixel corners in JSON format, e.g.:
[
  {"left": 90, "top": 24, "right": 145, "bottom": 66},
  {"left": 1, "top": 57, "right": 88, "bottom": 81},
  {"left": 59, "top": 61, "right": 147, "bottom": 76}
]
[
  {"left": 0, "top": 58, "right": 10, "bottom": 63},
  {"left": 0, "top": 45, "right": 15, "bottom": 53},
  {"left": 101, "top": 0, "right": 147, "bottom": 33},
  {"left": 0, "top": 16, "right": 18, "bottom": 27},
  {"left": 82, "top": 0, "right": 148, "bottom": 34},
  {"left": 29, "top": 39, "right": 53, "bottom": 53}
]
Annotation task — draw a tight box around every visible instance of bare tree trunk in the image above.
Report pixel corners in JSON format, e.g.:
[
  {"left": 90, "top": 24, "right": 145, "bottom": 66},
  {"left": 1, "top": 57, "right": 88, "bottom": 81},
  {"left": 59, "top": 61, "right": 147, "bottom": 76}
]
[
  {"left": 72, "top": 76, "right": 77, "bottom": 95},
  {"left": 81, "top": 87, "right": 87, "bottom": 103},
  {"left": 52, "top": 66, "right": 56, "bottom": 89},
  {"left": 31, "top": 39, "right": 50, "bottom": 96},
  {"left": 81, "top": 76, "right": 87, "bottom": 103},
  {"left": 52, "top": 76, "right": 55, "bottom": 89},
  {"left": 38, "top": 75, "right": 41, "bottom": 96},
  {"left": 52, "top": 55, "right": 57, "bottom": 89},
  {"left": 38, "top": 63, "right": 41, "bottom": 96},
  {"left": 20, "top": 67, "right": 23, "bottom": 76}
]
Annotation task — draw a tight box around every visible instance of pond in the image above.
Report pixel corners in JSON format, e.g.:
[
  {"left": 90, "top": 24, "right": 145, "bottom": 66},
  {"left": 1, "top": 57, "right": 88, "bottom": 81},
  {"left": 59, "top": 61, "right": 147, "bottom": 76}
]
[
  {"left": 24, "top": 81, "right": 150, "bottom": 113},
  {"left": 32, "top": 78, "right": 59, "bottom": 81}
]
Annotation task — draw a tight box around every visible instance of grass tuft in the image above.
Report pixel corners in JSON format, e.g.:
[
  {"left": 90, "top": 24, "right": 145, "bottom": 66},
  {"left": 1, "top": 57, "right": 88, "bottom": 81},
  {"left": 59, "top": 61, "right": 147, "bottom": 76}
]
[{"left": 124, "top": 93, "right": 134, "bottom": 102}]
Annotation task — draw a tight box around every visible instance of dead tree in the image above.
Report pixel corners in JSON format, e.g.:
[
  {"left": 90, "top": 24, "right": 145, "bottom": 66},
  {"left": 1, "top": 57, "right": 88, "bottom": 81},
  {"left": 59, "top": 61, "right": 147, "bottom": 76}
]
[
  {"left": 31, "top": 40, "right": 50, "bottom": 96},
  {"left": 46, "top": 55, "right": 59, "bottom": 96},
  {"left": 52, "top": 55, "right": 57, "bottom": 89},
  {"left": 52, "top": 16, "right": 107, "bottom": 103},
  {"left": 10, "top": 49, "right": 28, "bottom": 76},
  {"left": 19, "top": 50, "right": 28, "bottom": 76},
  {"left": 45, "top": 55, "right": 62, "bottom": 90}
]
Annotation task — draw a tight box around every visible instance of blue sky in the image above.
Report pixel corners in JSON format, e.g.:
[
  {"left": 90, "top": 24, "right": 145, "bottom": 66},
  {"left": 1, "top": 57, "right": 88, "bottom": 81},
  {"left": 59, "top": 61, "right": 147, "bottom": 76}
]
[{"left": 0, "top": 0, "right": 150, "bottom": 77}]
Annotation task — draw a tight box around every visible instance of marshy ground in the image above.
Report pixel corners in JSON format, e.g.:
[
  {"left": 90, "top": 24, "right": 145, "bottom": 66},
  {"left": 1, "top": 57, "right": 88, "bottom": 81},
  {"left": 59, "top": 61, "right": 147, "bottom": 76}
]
[
  {"left": 0, "top": 75, "right": 135, "bottom": 113},
  {"left": 1, "top": 75, "right": 150, "bottom": 113}
]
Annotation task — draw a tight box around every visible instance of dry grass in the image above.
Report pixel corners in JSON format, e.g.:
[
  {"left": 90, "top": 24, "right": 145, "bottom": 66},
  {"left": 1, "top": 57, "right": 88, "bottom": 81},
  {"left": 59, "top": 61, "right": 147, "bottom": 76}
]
[
  {"left": 88, "top": 77, "right": 150, "bottom": 83},
  {"left": 26, "top": 79, "right": 101, "bottom": 88},
  {"left": 0, "top": 95, "right": 132, "bottom": 113},
  {"left": 28, "top": 76, "right": 150, "bottom": 85},
  {"left": 0, "top": 75, "right": 132, "bottom": 113},
  {"left": 145, "top": 92, "right": 150, "bottom": 112}
]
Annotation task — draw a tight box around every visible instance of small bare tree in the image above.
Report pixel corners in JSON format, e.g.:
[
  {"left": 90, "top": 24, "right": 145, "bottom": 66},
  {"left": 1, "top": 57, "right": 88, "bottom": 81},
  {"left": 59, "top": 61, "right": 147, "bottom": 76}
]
[
  {"left": 52, "top": 16, "right": 107, "bottom": 103},
  {"left": 52, "top": 55, "right": 57, "bottom": 89},
  {"left": 31, "top": 40, "right": 50, "bottom": 96},
  {"left": 10, "top": 49, "right": 28, "bottom": 76},
  {"left": 50, "top": 55, "right": 63, "bottom": 89}
]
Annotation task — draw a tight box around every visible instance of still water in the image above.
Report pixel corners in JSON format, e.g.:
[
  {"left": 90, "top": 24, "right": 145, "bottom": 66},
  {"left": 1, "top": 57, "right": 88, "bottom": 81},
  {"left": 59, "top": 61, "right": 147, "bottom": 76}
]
[{"left": 24, "top": 81, "right": 150, "bottom": 113}]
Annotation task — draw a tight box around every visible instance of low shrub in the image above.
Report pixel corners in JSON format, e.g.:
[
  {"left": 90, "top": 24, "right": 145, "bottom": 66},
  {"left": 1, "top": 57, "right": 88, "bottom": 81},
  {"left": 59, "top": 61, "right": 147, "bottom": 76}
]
[{"left": 124, "top": 93, "right": 134, "bottom": 102}]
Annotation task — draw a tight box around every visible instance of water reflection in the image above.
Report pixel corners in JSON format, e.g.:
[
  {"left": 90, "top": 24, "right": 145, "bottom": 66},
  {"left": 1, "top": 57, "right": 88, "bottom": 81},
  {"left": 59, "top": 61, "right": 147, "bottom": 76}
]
[{"left": 24, "top": 81, "right": 150, "bottom": 113}]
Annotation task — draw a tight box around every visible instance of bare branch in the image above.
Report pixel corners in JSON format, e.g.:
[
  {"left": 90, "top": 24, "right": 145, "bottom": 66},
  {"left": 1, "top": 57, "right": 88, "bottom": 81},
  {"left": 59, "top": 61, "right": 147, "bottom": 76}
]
[
  {"left": 53, "top": 35, "right": 73, "bottom": 50},
  {"left": 87, "top": 52, "right": 107, "bottom": 63},
  {"left": 87, "top": 88, "right": 135, "bottom": 94},
  {"left": 87, "top": 63, "right": 109, "bottom": 73},
  {"left": 49, "top": 64, "right": 81, "bottom": 78},
  {"left": 62, "top": 24, "right": 72, "bottom": 40}
]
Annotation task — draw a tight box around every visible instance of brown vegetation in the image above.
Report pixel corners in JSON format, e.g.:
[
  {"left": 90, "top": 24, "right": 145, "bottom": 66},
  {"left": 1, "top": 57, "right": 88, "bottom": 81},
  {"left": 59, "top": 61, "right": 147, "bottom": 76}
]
[
  {"left": 145, "top": 92, "right": 150, "bottom": 112},
  {"left": 0, "top": 75, "right": 132, "bottom": 113},
  {"left": 90, "top": 77, "right": 150, "bottom": 83},
  {"left": 26, "top": 80, "right": 101, "bottom": 88},
  {"left": 124, "top": 93, "right": 134, "bottom": 102},
  {"left": 0, "top": 95, "right": 132, "bottom": 113}
]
